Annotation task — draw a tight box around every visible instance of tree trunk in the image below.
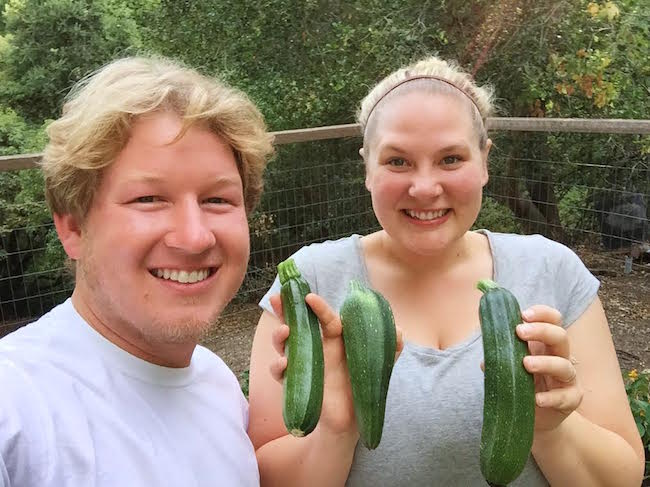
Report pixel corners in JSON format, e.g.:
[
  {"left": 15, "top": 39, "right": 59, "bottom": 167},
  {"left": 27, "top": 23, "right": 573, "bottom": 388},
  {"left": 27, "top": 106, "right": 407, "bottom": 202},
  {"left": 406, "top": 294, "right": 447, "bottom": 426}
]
[{"left": 494, "top": 155, "right": 567, "bottom": 243}]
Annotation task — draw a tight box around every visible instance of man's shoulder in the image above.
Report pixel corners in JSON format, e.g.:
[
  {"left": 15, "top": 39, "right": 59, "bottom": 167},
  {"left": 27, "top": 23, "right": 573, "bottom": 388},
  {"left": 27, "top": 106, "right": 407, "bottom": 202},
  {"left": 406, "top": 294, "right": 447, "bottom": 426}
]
[
  {"left": 192, "top": 345, "right": 241, "bottom": 385},
  {"left": 0, "top": 301, "right": 74, "bottom": 366}
]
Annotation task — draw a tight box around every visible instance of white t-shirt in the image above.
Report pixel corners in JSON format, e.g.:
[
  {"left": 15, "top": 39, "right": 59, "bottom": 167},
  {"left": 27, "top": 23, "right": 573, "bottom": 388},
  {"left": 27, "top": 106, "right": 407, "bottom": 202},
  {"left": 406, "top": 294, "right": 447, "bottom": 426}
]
[{"left": 0, "top": 299, "right": 259, "bottom": 487}]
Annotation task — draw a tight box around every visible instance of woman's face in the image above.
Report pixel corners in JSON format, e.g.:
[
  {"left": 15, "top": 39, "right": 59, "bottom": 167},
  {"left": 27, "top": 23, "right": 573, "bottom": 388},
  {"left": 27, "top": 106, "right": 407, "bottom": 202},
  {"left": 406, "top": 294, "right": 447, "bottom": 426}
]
[{"left": 364, "top": 91, "right": 491, "bottom": 256}]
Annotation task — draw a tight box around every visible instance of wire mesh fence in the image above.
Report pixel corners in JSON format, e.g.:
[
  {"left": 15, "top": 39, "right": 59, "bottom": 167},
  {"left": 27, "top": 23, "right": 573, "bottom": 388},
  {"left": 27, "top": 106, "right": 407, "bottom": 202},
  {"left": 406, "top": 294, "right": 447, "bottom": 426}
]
[{"left": 1, "top": 129, "right": 649, "bottom": 337}]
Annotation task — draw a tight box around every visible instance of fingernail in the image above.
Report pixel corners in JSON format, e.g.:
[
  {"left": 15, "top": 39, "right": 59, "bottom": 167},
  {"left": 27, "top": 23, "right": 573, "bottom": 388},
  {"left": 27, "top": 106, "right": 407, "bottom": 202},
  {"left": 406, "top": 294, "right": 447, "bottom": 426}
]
[
  {"left": 523, "top": 355, "right": 534, "bottom": 369},
  {"left": 517, "top": 323, "right": 531, "bottom": 334},
  {"left": 522, "top": 309, "right": 533, "bottom": 320},
  {"left": 536, "top": 394, "right": 545, "bottom": 407}
]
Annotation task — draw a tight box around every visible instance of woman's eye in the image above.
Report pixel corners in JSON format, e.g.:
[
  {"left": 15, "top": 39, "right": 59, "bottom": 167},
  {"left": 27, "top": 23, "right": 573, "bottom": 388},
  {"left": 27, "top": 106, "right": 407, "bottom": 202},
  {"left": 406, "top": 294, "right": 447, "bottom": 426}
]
[
  {"left": 388, "top": 157, "right": 407, "bottom": 167},
  {"left": 442, "top": 155, "right": 461, "bottom": 165}
]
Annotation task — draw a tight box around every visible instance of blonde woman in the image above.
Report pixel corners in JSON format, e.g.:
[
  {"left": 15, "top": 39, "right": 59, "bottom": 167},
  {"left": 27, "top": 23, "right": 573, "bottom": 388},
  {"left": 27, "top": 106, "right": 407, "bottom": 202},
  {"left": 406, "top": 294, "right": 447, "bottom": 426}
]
[
  {"left": 0, "top": 56, "right": 273, "bottom": 487},
  {"left": 248, "top": 56, "right": 644, "bottom": 486}
]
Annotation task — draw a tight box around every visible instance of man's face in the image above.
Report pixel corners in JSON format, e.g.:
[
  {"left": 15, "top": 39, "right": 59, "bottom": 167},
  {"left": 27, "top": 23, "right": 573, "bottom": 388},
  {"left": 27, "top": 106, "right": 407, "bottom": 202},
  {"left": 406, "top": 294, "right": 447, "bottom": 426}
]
[{"left": 63, "top": 112, "right": 249, "bottom": 350}]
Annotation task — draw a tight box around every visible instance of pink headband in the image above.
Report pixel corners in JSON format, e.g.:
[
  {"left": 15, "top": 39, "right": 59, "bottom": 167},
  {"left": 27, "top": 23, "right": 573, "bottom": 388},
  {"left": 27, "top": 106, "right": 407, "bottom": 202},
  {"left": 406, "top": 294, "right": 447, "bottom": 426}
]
[{"left": 364, "top": 75, "right": 481, "bottom": 130}]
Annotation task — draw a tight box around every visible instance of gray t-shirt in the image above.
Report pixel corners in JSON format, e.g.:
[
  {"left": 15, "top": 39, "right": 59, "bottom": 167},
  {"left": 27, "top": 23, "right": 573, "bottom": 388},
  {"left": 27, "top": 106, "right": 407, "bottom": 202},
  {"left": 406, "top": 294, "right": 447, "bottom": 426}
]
[{"left": 259, "top": 230, "right": 600, "bottom": 486}]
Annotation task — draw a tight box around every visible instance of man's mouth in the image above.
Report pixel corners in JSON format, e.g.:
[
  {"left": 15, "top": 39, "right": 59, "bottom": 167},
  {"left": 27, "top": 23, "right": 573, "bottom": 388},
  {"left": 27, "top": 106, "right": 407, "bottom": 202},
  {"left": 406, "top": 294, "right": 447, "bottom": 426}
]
[
  {"left": 403, "top": 209, "right": 450, "bottom": 221},
  {"left": 149, "top": 268, "right": 216, "bottom": 284}
]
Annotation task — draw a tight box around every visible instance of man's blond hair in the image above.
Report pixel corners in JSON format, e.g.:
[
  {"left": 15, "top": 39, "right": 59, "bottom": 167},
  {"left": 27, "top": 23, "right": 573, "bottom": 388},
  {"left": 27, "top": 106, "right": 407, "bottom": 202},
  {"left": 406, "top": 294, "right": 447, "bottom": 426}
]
[{"left": 42, "top": 56, "right": 274, "bottom": 219}]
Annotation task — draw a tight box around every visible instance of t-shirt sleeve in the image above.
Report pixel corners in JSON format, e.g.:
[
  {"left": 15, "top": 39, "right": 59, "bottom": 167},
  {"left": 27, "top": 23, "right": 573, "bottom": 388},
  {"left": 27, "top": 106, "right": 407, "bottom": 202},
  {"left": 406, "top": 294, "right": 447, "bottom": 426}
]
[
  {"left": 0, "top": 454, "right": 8, "bottom": 487},
  {"left": 551, "top": 243, "right": 601, "bottom": 328},
  {"left": 258, "top": 245, "right": 318, "bottom": 317},
  {"left": 0, "top": 358, "right": 47, "bottom": 487}
]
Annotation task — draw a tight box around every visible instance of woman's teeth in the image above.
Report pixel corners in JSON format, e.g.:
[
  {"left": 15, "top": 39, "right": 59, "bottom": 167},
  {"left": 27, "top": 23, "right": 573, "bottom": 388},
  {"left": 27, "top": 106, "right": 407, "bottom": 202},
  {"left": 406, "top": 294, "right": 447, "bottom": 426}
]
[{"left": 405, "top": 209, "right": 449, "bottom": 220}]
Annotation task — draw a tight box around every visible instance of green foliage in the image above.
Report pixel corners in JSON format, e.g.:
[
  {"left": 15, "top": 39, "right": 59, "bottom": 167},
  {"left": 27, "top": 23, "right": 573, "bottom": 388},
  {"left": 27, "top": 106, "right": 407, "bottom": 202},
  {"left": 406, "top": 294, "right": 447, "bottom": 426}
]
[
  {"left": 624, "top": 369, "right": 650, "bottom": 479},
  {"left": 0, "top": 0, "right": 647, "bottom": 320},
  {"left": 474, "top": 1, "right": 649, "bottom": 240},
  {"left": 0, "top": 0, "right": 7, "bottom": 32},
  {"left": 141, "top": 0, "right": 472, "bottom": 130},
  {"left": 0, "top": 0, "right": 143, "bottom": 121},
  {"left": 558, "top": 186, "right": 591, "bottom": 241},
  {"left": 0, "top": 106, "right": 68, "bottom": 324},
  {"left": 474, "top": 196, "right": 521, "bottom": 234},
  {"left": 0, "top": 106, "right": 45, "bottom": 154},
  {"left": 240, "top": 369, "right": 250, "bottom": 398}
]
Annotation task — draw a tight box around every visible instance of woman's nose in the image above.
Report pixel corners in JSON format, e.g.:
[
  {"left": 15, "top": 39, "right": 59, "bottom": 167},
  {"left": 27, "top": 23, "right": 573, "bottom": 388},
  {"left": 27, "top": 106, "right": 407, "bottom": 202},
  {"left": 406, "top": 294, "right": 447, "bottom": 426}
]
[{"left": 408, "top": 169, "right": 443, "bottom": 200}]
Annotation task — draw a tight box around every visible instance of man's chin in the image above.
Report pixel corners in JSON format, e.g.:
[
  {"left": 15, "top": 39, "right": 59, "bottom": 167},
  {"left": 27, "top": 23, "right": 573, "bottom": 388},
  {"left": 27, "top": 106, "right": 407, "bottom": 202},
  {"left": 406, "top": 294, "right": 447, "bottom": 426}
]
[{"left": 141, "top": 317, "right": 216, "bottom": 345}]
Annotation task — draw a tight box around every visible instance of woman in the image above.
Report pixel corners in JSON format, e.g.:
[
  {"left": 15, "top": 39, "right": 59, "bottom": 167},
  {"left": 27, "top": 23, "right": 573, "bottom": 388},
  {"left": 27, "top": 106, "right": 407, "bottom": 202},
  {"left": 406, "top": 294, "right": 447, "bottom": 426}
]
[{"left": 247, "top": 56, "right": 645, "bottom": 486}]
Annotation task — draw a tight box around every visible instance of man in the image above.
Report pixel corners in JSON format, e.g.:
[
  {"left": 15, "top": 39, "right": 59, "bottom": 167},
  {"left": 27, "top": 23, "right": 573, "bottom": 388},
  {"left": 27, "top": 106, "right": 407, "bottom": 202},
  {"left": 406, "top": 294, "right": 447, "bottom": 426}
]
[{"left": 0, "top": 56, "right": 274, "bottom": 486}]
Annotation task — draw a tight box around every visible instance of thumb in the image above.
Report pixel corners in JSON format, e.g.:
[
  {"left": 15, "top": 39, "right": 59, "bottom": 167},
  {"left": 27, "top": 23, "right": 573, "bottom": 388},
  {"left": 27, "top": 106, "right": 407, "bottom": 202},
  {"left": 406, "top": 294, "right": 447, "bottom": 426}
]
[{"left": 304, "top": 293, "right": 342, "bottom": 339}]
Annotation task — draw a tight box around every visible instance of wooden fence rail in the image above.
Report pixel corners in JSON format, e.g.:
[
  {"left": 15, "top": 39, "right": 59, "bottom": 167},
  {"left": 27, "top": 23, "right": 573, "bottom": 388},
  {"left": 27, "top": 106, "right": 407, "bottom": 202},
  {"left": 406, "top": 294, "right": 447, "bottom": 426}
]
[{"left": 2, "top": 118, "right": 650, "bottom": 172}]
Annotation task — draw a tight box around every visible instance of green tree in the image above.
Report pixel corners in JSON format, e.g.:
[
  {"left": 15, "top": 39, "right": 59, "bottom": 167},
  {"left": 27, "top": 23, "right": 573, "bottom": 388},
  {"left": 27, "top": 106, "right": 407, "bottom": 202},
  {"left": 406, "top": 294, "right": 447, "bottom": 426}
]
[
  {"left": 0, "top": 0, "right": 143, "bottom": 122},
  {"left": 474, "top": 0, "right": 649, "bottom": 241}
]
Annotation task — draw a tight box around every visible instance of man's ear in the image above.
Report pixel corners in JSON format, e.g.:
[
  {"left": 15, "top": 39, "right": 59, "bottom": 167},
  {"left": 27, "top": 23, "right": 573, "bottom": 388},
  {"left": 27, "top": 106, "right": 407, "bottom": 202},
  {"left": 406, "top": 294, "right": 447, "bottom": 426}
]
[{"left": 53, "top": 213, "right": 83, "bottom": 260}]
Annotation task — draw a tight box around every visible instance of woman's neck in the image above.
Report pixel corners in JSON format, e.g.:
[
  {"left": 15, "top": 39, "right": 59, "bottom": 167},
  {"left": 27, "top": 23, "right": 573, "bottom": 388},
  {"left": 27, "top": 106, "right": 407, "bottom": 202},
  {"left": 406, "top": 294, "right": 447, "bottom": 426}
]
[{"left": 371, "top": 230, "right": 482, "bottom": 278}]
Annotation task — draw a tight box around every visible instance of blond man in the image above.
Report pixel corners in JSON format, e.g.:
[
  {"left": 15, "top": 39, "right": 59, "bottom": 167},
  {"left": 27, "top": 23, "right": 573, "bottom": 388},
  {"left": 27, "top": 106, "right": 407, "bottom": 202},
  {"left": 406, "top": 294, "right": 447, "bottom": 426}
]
[{"left": 0, "top": 56, "right": 273, "bottom": 487}]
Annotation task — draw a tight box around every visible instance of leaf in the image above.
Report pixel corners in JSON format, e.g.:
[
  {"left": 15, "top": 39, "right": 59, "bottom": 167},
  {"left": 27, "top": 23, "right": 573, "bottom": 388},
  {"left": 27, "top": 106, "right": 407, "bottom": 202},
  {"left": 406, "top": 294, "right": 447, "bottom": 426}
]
[
  {"left": 602, "top": 2, "right": 620, "bottom": 21},
  {"left": 594, "top": 90, "right": 608, "bottom": 108},
  {"left": 586, "top": 2, "right": 600, "bottom": 17}
]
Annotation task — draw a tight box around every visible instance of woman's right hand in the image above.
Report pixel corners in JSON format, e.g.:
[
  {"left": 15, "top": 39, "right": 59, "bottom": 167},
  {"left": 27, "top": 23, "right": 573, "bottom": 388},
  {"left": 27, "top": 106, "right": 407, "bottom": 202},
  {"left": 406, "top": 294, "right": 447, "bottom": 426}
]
[
  {"left": 269, "top": 293, "right": 358, "bottom": 436},
  {"left": 269, "top": 292, "right": 404, "bottom": 438}
]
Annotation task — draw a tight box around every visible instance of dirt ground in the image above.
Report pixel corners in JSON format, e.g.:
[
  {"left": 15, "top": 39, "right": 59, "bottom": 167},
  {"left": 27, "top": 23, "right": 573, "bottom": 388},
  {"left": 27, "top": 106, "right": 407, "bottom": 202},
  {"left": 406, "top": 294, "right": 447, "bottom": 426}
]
[{"left": 202, "top": 247, "right": 650, "bottom": 385}]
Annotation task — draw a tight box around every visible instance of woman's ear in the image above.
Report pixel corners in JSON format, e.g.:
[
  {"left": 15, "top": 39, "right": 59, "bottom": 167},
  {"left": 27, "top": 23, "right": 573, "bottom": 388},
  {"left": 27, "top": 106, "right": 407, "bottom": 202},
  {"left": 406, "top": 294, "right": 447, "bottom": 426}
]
[
  {"left": 481, "top": 138, "right": 492, "bottom": 186},
  {"left": 53, "top": 212, "right": 83, "bottom": 260}
]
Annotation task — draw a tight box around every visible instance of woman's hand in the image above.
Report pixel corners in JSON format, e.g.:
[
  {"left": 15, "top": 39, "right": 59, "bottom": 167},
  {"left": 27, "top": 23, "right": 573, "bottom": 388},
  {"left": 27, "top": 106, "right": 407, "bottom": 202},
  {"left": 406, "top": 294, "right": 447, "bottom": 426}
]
[
  {"left": 516, "top": 305, "right": 583, "bottom": 432},
  {"left": 269, "top": 293, "right": 403, "bottom": 437}
]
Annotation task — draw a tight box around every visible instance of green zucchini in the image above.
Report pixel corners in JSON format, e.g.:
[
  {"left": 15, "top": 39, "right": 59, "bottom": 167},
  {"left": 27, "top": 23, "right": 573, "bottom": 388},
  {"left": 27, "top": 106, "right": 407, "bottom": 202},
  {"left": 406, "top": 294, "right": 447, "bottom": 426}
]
[
  {"left": 477, "top": 279, "right": 535, "bottom": 486},
  {"left": 340, "top": 280, "right": 397, "bottom": 450},
  {"left": 278, "top": 258, "right": 324, "bottom": 437}
]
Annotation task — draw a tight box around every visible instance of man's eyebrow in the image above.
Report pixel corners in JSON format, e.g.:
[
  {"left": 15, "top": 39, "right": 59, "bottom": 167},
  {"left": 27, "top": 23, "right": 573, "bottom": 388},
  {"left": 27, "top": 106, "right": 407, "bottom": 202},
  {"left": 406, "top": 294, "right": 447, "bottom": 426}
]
[{"left": 126, "top": 173, "right": 241, "bottom": 186}]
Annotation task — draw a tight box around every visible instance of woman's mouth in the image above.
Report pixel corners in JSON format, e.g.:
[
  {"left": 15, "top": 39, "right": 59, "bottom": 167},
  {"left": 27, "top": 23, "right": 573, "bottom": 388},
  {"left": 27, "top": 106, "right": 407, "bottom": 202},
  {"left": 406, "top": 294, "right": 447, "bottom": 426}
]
[{"left": 403, "top": 209, "right": 450, "bottom": 221}]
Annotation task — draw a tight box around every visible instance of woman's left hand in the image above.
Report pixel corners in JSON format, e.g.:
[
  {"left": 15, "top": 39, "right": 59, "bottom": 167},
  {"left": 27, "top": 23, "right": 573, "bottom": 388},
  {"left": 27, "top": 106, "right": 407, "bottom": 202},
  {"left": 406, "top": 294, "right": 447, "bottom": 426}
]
[{"left": 516, "top": 305, "right": 583, "bottom": 433}]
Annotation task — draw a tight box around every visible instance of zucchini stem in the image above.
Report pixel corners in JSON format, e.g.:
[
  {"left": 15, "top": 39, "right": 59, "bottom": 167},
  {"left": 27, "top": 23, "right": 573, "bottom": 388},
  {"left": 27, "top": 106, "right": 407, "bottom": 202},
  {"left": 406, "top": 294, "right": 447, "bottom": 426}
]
[
  {"left": 476, "top": 278, "right": 499, "bottom": 294},
  {"left": 278, "top": 258, "right": 300, "bottom": 284}
]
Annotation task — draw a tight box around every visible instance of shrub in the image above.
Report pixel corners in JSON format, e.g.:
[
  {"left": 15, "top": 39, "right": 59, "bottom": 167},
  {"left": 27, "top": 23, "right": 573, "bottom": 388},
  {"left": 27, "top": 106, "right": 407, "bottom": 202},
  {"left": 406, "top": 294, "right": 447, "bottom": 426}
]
[{"left": 624, "top": 368, "right": 650, "bottom": 480}]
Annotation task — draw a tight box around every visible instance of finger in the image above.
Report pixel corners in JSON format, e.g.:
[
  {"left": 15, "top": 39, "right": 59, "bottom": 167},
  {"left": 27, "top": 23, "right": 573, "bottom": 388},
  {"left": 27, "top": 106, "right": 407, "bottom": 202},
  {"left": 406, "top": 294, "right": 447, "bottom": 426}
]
[
  {"left": 535, "top": 386, "right": 583, "bottom": 414},
  {"left": 527, "top": 340, "right": 546, "bottom": 356},
  {"left": 271, "top": 324, "right": 290, "bottom": 356},
  {"left": 517, "top": 322, "right": 570, "bottom": 359},
  {"left": 522, "top": 305, "right": 562, "bottom": 326},
  {"left": 480, "top": 361, "right": 485, "bottom": 372},
  {"left": 305, "top": 293, "right": 342, "bottom": 338},
  {"left": 523, "top": 355, "right": 577, "bottom": 383},
  {"left": 269, "top": 356, "right": 288, "bottom": 382},
  {"left": 395, "top": 326, "right": 404, "bottom": 362},
  {"left": 270, "top": 294, "right": 284, "bottom": 319}
]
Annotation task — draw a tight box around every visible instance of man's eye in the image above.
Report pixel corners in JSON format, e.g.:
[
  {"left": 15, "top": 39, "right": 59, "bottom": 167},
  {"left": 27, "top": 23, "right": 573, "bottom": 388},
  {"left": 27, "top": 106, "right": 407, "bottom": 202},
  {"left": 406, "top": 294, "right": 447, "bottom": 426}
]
[
  {"left": 135, "top": 196, "right": 158, "bottom": 203},
  {"left": 205, "top": 197, "right": 226, "bottom": 204}
]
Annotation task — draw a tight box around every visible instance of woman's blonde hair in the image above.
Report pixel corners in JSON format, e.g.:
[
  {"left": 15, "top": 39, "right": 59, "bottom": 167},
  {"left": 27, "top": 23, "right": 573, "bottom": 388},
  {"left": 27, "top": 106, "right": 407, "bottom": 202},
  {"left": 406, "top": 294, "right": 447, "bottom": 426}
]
[
  {"left": 42, "top": 56, "right": 274, "bottom": 219},
  {"left": 357, "top": 56, "right": 495, "bottom": 151}
]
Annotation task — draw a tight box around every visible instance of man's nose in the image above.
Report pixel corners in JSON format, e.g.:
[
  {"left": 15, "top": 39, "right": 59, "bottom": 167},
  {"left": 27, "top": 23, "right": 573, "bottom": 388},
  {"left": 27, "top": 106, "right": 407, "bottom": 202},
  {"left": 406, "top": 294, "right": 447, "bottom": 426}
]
[{"left": 163, "top": 200, "right": 216, "bottom": 254}]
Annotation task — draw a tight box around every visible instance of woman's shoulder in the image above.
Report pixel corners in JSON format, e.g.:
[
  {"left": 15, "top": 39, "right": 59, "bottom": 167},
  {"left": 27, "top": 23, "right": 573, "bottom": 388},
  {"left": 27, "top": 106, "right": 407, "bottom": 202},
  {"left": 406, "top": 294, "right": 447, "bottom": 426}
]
[
  {"left": 292, "top": 234, "right": 362, "bottom": 263},
  {"left": 482, "top": 230, "right": 578, "bottom": 263}
]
